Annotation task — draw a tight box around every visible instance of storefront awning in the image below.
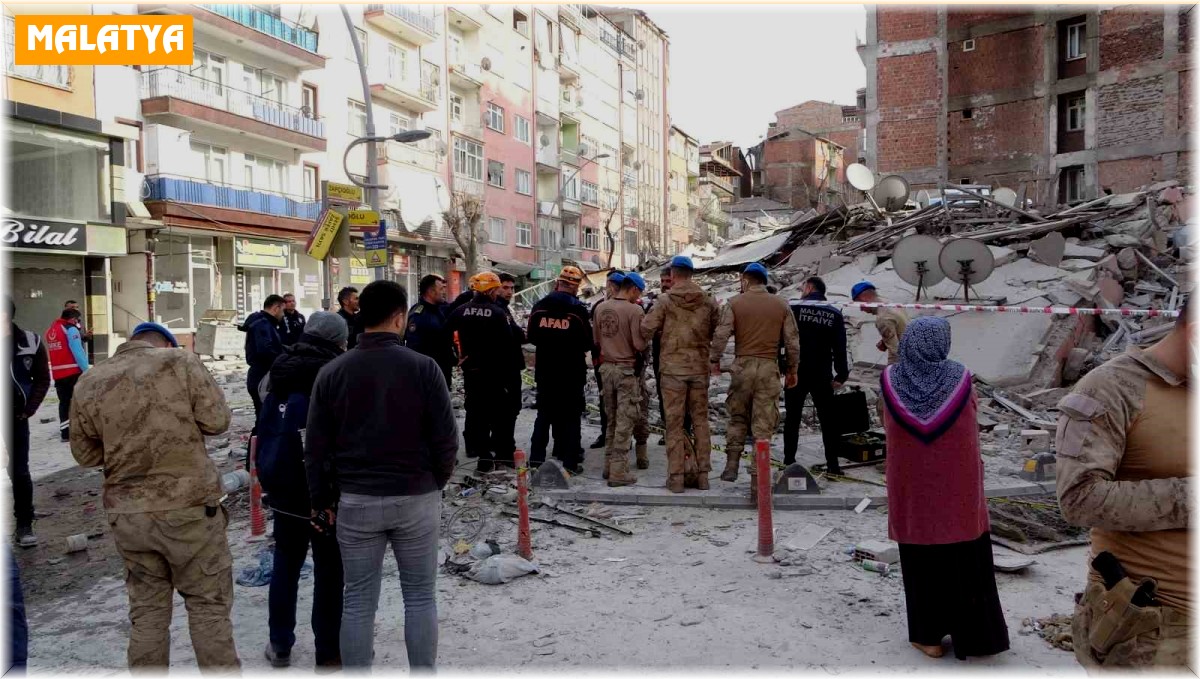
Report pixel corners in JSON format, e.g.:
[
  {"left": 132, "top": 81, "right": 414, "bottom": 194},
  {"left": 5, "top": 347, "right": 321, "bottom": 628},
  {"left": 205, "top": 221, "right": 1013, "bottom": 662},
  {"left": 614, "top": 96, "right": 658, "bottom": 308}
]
[{"left": 489, "top": 259, "right": 536, "bottom": 277}]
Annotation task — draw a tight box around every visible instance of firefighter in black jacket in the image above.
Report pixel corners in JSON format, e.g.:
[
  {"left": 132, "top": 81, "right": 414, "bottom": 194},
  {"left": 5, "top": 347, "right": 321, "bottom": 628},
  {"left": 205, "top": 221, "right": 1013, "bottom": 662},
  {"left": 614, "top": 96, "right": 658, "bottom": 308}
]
[
  {"left": 526, "top": 266, "right": 592, "bottom": 472},
  {"left": 784, "top": 276, "right": 850, "bottom": 475},
  {"left": 447, "top": 272, "right": 520, "bottom": 473}
]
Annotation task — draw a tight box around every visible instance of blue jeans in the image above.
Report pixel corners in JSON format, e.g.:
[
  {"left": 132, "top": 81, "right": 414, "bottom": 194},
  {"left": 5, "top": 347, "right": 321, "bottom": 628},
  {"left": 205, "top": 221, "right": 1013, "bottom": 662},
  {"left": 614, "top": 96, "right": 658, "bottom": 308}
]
[
  {"left": 337, "top": 492, "right": 441, "bottom": 670},
  {"left": 268, "top": 512, "right": 343, "bottom": 664}
]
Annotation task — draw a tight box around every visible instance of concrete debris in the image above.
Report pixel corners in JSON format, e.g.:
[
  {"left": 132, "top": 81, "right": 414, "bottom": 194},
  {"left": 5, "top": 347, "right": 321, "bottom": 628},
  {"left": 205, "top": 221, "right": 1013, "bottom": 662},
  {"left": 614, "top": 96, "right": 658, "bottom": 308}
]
[{"left": 1022, "top": 614, "right": 1074, "bottom": 653}]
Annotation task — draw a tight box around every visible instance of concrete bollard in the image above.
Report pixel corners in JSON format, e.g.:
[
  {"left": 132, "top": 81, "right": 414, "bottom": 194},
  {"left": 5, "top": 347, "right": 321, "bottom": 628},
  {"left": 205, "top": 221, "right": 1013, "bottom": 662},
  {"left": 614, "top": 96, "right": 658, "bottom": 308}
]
[
  {"left": 752, "top": 439, "right": 775, "bottom": 563},
  {"left": 515, "top": 449, "right": 533, "bottom": 561}
]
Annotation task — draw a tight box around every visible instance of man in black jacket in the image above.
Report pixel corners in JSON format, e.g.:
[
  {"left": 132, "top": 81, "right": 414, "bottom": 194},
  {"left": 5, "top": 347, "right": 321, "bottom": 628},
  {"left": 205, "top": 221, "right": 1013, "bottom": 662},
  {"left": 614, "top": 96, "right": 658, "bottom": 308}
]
[
  {"left": 495, "top": 272, "right": 526, "bottom": 468},
  {"left": 405, "top": 274, "right": 455, "bottom": 388},
  {"left": 336, "top": 287, "right": 362, "bottom": 350},
  {"left": 243, "top": 294, "right": 285, "bottom": 419},
  {"left": 446, "top": 272, "right": 520, "bottom": 473},
  {"left": 784, "top": 276, "right": 850, "bottom": 475},
  {"left": 305, "top": 281, "right": 457, "bottom": 670},
  {"left": 4, "top": 298, "right": 51, "bottom": 548},
  {"left": 256, "top": 311, "right": 346, "bottom": 670},
  {"left": 279, "top": 293, "right": 306, "bottom": 346},
  {"left": 526, "top": 267, "right": 592, "bottom": 472}
]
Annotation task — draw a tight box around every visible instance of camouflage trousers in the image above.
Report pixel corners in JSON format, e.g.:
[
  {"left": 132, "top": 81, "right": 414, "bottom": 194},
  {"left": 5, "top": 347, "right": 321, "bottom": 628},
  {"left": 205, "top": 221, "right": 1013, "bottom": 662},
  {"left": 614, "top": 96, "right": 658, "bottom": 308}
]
[
  {"left": 724, "top": 356, "right": 782, "bottom": 460},
  {"left": 601, "top": 363, "right": 646, "bottom": 469},
  {"left": 111, "top": 504, "right": 240, "bottom": 671},
  {"left": 1073, "top": 581, "right": 1191, "bottom": 669},
  {"left": 661, "top": 374, "right": 712, "bottom": 477}
]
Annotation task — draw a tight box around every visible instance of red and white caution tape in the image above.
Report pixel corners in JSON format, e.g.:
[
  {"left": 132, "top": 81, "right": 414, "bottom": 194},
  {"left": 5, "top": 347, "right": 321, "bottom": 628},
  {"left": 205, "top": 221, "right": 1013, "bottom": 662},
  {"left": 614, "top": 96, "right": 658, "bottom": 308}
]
[{"left": 823, "top": 301, "right": 1180, "bottom": 318}]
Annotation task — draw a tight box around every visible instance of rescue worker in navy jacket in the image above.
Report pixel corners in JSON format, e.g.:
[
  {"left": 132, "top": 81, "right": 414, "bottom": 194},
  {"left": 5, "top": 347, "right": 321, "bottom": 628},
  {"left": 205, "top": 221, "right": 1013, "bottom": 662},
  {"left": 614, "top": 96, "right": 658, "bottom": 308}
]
[
  {"left": 405, "top": 274, "right": 456, "bottom": 388},
  {"left": 446, "top": 272, "right": 521, "bottom": 473},
  {"left": 279, "top": 294, "right": 306, "bottom": 346},
  {"left": 526, "top": 266, "right": 593, "bottom": 472},
  {"left": 496, "top": 272, "right": 527, "bottom": 465},
  {"left": 243, "top": 295, "right": 286, "bottom": 419},
  {"left": 784, "top": 276, "right": 850, "bottom": 475},
  {"left": 5, "top": 298, "right": 50, "bottom": 548}
]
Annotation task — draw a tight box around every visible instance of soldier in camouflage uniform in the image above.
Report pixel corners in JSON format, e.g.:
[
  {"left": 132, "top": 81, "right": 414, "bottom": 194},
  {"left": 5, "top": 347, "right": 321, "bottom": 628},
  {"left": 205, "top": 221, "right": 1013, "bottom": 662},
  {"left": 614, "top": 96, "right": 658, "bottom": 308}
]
[
  {"left": 1056, "top": 301, "right": 1191, "bottom": 669},
  {"left": 69, "top": 322, "right": 239, "bottom": 670},
  {"left": 710, "top": 263, "right": 800, "bottom": 487},
  {"left": 593, "top": 273, "right": 649, "bottom": 486},
  {"left": 642, "top": 256, "right": 720, "bottom": 493}
]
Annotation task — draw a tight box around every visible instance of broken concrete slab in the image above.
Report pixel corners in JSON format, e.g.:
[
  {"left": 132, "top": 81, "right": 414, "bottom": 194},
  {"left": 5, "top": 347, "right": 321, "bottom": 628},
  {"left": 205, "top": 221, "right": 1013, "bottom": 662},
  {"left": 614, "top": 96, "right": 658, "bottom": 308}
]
[
  {"left": 1057, "top": 259, "right": 1098, "bottom": 273},
  {"left": 1028, "top": 232, "right": 1066, "bottom": 267},
  {"left": 783, "top": 245, "right": 834, "bottom": 269},
  {"left": 1107, "top": 192, "right": 1145, "bottom": 208},
  {"left": 988, "top": 245, "right": 1019, "bottom": 267},
  {"left": 1062, "top": 243, "right": 1107, "bottom": 261},
  {"left": 1097, "top": 277, "right": 1125, "bottom": 307}
]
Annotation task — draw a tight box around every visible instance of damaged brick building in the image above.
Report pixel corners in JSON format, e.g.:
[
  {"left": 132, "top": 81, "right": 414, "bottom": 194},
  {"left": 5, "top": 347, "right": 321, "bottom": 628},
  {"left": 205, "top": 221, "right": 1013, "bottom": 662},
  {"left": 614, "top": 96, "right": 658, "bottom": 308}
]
[{"left": 859, "top": 6, "right": 1192, "bottom": 207}]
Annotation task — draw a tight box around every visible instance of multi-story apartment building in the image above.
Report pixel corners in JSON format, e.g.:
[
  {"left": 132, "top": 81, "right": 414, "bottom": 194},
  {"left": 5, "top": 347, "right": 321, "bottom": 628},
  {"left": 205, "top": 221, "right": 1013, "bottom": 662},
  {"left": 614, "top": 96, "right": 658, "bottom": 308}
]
[
  {"left": 3, "top": 4, "right": 138, "bottom": 357},
  {"left": 667, "top": 125, "right": 698, "bottom": 252},
  {"left": 859, "top": 6, "right": 1192, "bottom": 206},
  {"left": 751, "top": 100, "right": 861, "bottom": 211}
]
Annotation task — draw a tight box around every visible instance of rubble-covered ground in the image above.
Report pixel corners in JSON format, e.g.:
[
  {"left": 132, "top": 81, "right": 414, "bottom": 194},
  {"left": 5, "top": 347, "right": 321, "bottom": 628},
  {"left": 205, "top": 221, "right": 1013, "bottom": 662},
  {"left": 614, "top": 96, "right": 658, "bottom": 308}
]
[{"left": 14, "top": 371, "right": 1086, "bottom": 672}]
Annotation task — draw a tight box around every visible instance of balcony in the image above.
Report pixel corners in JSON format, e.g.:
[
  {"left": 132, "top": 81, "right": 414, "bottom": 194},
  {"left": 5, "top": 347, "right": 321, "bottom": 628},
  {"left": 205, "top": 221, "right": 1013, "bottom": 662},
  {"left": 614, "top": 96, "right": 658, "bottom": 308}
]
[
  {"left": 378, "top": 139, "right": 441, "bottom": 173},
  {"left": 447, "top": 5, "right": 484, "bottom": 32},
  {"left": 560, "top": 91, "right": 579, "bottom": 117},
  {"left": 557, "top": 53, "right": 580, "bottom": 82},
  {"left": 561, "top": 147, "right": 580, "bottom": 166},
  {"left": 536, "top": 144, "right": 560, "bottom": 171},
  {"left": 140, "top": 4, "right": 323, "bottom": 69},
  {"left": 143, "top": 173, "right": 320, "bottom": 237},
  {"left": 448, "top": 63, "right": 485, "bottom": 90},
  {"left": 452, "top": 175, "right": 485, "bottom": 198},
  {"left": 141, "top": 69, "right": 326, "bottom": 151},
  {"left": 370, "top": 76, "right": 439, "bottom": 114},
  {"left": 558, "top": 3, "right": 584, "bottom": 26},
  {"left": 450, "top": 117, "right": 485, "bottom": 142},
  {"left": 364, "top": 5, "right": 438, "bottom": 45},
  {"left": 700, "top": 174, "right": 735, "bottom": 196},
  {"left": 562, "top": 196, "right": 582, "bottom": 215}
]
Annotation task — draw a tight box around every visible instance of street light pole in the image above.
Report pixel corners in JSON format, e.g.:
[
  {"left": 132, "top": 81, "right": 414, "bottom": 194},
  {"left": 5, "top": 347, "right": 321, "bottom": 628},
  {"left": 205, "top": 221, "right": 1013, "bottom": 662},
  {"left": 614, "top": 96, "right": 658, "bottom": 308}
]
[{"left": 551, "top": 152, "right": 610, "bottom": 279}]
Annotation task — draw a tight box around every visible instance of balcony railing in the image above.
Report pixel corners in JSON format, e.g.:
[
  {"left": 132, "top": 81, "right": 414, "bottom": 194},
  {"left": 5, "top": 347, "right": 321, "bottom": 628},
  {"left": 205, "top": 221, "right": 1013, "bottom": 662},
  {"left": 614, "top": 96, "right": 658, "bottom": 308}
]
[
  {"left": 143, "top": 174, "right": 320, "bottom": 220},
  {"left": 200, "top": 5, "right": 318, "bottom": 53},
  {"left": 366, "top": 4, "right": 437, "bottom": 36},
  {"left": 379, "top": 139, "right": 440, "bottom": 172},
  {"left": 452, "top": 175, "right": 485, "bottom": 197},
  {"left": 700, "top": 174, "right": 734, "bottom": 195},
  {"left": 142, "top": 69, "right": 326, "bottom": 139},
  {"left": 377, "top": 74, "right": 438, "bottom": 104},
  {"left": 450, "top": 117, "right": 484, "bottom": 141}
]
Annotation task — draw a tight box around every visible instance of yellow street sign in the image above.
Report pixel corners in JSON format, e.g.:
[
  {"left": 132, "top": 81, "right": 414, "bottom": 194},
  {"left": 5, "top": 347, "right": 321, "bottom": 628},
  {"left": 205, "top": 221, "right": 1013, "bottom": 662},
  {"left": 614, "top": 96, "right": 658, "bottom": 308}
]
[
  {"left": 324, "top": 182, "right": 363, "bottom": 204},
  {"left": 366, "top": 249, "right": 388, "bottom": 267},
  {"left": 348, "top": 209, "right": 380, "bottom": 227},
  {"left": 306, "top": 209, "right": 344, "bottom": 260}
]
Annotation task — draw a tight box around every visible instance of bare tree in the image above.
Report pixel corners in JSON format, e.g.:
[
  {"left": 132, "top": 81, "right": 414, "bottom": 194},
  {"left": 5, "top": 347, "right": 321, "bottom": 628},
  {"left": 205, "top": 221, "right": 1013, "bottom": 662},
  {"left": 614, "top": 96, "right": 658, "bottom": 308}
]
[
  {"left": 602, "top": 205, "right": 621, "bottom": 268},
  {"left": 442, "top": 192, "right": 485, "bottom": 279}
]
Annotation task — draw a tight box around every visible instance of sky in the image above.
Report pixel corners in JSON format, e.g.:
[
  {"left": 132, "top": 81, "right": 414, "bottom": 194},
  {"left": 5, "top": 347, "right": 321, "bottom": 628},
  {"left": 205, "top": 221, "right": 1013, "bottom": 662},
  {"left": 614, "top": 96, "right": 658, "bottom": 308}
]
[{"left": 648, "top": 5, "right": 867, "bottom": 149}]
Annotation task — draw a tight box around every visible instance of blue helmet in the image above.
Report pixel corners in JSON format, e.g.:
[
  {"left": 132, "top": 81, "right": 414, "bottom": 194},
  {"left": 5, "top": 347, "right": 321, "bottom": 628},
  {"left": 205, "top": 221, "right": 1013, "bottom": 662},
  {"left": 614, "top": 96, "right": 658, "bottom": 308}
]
[
  {"left": 132, "top": 322, "right": 179, "bottom": 347},
  {"left": 625, "top": 271, "right": 646, "bottom": 291},
  {"left": 607, "top": 270, "right": 626, "bottom": 285},
  {"left": 851, "top": 281, "right": 877, "bottom": 300},
  {"left": 669, "top": 255, "right": 694, "bottom": 271},
  {"left": 743, "top": 262, "right": 769, "bottom": 280}
]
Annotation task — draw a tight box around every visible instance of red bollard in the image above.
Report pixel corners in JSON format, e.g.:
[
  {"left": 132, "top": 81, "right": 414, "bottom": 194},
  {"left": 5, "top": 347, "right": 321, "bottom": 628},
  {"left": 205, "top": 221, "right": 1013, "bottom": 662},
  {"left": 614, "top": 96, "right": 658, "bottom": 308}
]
[
  {"left": 515, "top": 449, "right": 533, "bottom": 560},
  {"left": 752, "top": 438, "right": 774, "bottom": 563},
  {"left": 248, "top": 436, "right": 267, "bottom": 540}
]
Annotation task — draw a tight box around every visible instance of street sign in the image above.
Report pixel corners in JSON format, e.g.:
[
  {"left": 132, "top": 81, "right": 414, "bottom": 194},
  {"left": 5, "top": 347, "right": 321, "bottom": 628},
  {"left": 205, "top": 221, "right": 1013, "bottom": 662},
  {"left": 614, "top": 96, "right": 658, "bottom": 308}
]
[
  {"left": 324, "top": 181, "right": 363, "bottom": 204},
  {"left": 364, "top": 219, "right": 388, "bottom": 269},
  {"left": 366, "top": 248, "right": 387, "bottom": 267},
  {"left": 348, "top": 209, "right": 380, "bottom": 227},
  {"left": 307, "top": 209, "right": 344, "bottom": 260}
]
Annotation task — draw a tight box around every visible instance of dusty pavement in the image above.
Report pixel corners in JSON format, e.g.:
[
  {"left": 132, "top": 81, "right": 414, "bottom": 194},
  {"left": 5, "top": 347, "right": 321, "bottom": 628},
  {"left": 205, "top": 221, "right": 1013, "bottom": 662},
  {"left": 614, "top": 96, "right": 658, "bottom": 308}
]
[{"left": 12, "top": 371, "right": 1085, "bottom": 672}]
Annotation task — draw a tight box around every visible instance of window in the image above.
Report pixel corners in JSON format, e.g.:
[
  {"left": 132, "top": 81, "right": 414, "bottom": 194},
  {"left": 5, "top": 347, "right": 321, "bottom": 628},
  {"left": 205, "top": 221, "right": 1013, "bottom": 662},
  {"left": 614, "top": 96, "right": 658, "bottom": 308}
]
[
  {"left": 623, "top": 229, "right": 638, "bottom": 255},
  {"left": 962, "top": 39, "right": 976, "bottom": 52},
  {"left": 489, "top": 217, "right": 507, "bottom": 244},
  {"left": 515, "top": 116, "right": 531, "bottom": 144},
  {"left": 303, "top": 164, "right": 318, "bottom": 201},
  {"left": 517, "top": 221, "right": 533, "bottom": 247},
  {"left": 1066, "top": 95, "right": 1085, "bottom": 131},
  {"left": 487, "top": 160, "right": 505, "bottom": 188},
  {"left": 515, "top": 169, "right": 532, "bottom": 195},
  {"left": 301, "top": 83, "right": 318, "bottom": 117},
  {"left": 1062, "top": 166, "right": 1084, "bottom": 203},
  {"left": 349, "top": 27, "right": 368, "bottom": 63},
  {"left": 584, "top": 227, "right": 599, "bottom": 250},
  {"left": 450, "top": 94, "right": 464, "bottom": 122},
  {"left": 243, "top": 154, "right": 288, "bottom": 194},
  {"left": 581, "top": 181, "right": 599, "bottom": 205},
  {"left": 1066, "top": 22, "right": 1085, "bottom": 60},
  {"left": 389, "top": 112, "right": 411, "bottom": 137},
  {"left": 561, "top": 168, "right": 578, "bottom": 200},
  {"left": 962, "top": 108, "right": 974, "bottom": 120},
  {"left": 192, "top": 49, "right": 226, "bottom": 93},
  {"left": 513, "top": 9, "right": 529, "bottom": 37},
  {"left": 190, "top": 141, "right": 228, "bottom": 185},
  {"left": 453, "top": 137, "right": 484, "bottom": 179},
  {"left": 486, "top": 103, "right": 505, "bottom": 132},
  {"left": 348, "top": 101, "right": 367, "bottom": 137},
  {"left": 448, "top": 34, "right": 463, "bottom": 64},
  {"left": 388, "top": 44, "right": 408, "bottom": 83},
  {"left": 4, "top": 16, "right": 69, "bottom": 87},
  {"left": 6, "top": 121, "right": 111, "bottom": 223},
  {"left": 539, "top": 221, "right": 560, "bottom": 250},
  {"left": 258, "top": 71, "right": 285, "bottom": 104}
]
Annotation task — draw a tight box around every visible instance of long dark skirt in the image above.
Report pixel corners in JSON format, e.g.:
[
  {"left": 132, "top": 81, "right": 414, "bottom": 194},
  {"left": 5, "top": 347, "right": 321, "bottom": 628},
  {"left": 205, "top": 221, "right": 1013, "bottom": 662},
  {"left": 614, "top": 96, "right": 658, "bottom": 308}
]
[{"left": 898, "top": 531, "right": 1011, "bottom": 659}]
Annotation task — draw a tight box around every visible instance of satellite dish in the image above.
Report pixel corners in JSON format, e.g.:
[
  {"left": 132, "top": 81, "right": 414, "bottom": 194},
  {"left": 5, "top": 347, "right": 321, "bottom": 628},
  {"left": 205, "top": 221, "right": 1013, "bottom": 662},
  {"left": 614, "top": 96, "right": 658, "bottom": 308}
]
[
  {"left": 993, "top": 187, "right": 1018, "bottom": 208},
  {"left": 480, "top": 57, "right": 492, "bottom": 71},
  {"left": 632, "top": 161, "right": 642, "bottom": 171},
  {"left": 892, "top": 234, "right": 946, "bottom": 301},
  {"left": 939, "top": 238, "right": 995, "bottom": 303},
  {"left": 578, "top": 143, "right": 591, "bottom": 157},
  {"left": 915, "top": 189, "right": 932, "bottom": 207},
  {"left": 846, "top": 163, "right": 876, "bottom": 191},
  {"left": 539, "top": 134, "right": 550, "bottom": 147},
  {"left": 873, "top": 175, "right": 910, "bottom": 212}
]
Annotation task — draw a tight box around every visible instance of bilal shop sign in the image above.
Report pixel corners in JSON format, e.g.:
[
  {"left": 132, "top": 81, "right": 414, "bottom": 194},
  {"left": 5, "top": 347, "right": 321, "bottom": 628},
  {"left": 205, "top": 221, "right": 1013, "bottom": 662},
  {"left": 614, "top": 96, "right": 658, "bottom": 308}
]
[{"left": 1, "top": 218, "right": 87, "bottom": 252}]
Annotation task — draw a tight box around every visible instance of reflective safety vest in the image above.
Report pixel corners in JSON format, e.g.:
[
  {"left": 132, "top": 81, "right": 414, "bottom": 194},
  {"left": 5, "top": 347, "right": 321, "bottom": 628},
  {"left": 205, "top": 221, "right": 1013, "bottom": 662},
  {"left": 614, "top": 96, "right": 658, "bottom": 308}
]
[{"left": 45, "top": 320, "right": 81, "bottom": 381}]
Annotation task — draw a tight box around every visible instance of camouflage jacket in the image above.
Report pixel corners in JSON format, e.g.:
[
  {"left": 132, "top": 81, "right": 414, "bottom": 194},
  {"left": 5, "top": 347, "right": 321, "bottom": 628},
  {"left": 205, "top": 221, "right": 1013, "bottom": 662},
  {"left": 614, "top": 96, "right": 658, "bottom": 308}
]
[
  {"left": 641, "top": 278, "right": 720, "bottom": 377},
  {"left": 70, "top": 340, "right": 232, "bottom": 514},
  {"left": 876, "top": 308, "right": 908, "bottom": 365},
  {"left": 709, "top": 284, "right": 800, "bottom": 373}
]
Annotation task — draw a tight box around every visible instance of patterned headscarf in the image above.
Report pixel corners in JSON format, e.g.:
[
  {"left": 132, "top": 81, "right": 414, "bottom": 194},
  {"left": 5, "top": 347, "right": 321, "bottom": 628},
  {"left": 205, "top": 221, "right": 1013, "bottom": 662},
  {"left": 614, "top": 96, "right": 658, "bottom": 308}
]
[{"left": 881, "top": 316, "right": 972, "bottom": 442}]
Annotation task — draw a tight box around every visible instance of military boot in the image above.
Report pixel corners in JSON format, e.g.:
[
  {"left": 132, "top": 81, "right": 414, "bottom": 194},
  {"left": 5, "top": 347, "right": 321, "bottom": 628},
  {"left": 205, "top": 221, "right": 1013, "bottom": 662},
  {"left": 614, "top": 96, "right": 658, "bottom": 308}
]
[
  {"left": 635, "top": 444, "right": 649, "bottom": 470},
  {"left": 602, "top": 453, "right": 611, "bottom": 481},
  {"left": 695, "top": 473, "right": 710, "bottom": 491},
  {"left": 607, "top": 456, "right": 636, "bottom": 487},
  {"left": 720, "top": 452, "right": 740, "bottom": 482},
  {"left": 666, "top": 474, "right": 685, "bottom": 493}
]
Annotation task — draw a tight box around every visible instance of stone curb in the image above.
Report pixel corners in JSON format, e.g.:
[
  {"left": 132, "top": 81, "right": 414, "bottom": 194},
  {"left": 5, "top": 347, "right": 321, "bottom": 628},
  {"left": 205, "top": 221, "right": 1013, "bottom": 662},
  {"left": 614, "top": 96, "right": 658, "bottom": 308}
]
[{"left": 538, "top": 481, "right": 1058, "bottom": 511}]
